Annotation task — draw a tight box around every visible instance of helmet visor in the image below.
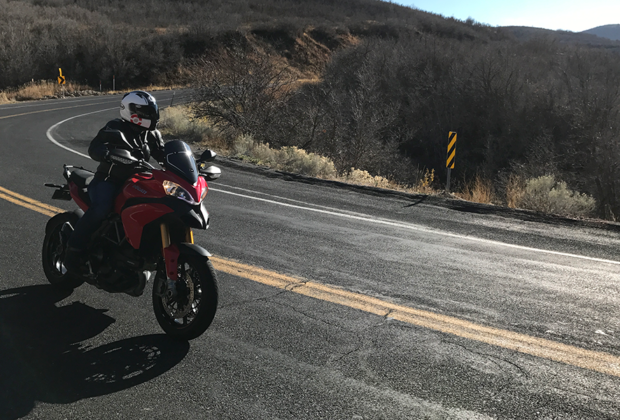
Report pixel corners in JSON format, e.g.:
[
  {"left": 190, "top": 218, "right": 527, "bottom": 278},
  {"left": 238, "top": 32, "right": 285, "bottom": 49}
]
[{"left": 129, "top": 103, "right": 159, "bottom": 121}]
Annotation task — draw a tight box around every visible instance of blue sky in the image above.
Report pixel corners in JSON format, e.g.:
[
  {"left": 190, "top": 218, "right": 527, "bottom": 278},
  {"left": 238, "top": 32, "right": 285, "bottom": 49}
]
[{"left": 394, "top": 1, "right": 620, "bottom": 32}]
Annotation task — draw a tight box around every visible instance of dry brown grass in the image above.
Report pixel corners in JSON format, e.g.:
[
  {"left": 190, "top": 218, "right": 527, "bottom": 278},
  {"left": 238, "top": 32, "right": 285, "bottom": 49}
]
[
  {"left": 505, "top": 174, "right": 525, "bottom": 208},
  {"left": 0, "top": 80, "right": 92, "bottom": 102},
  {"left": 0, "top": 80, "right": 186, "bottom": 105},
  {"left": 414, "top": 168, "right": 436, "bottom": 194},
  {"left": 455, "top": 175, "right": 496, "bottom": 204}
]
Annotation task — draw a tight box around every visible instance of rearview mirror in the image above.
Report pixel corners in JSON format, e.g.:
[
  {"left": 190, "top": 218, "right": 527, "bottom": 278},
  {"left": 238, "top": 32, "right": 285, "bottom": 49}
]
[
  {"left": 201, "top": 165, "right": 221, "bottom": 181},
  {"left": 108, "top": 148, "right": 138, "bottom": 165},
  {"left": 198, "top": 149, "right": 217, "bottom": 163}
]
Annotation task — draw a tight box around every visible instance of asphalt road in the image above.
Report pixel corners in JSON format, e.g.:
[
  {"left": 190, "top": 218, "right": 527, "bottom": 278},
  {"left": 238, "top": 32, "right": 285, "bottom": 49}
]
[{"left": 2, "top": 94, "right": 620, "bottom": 419}]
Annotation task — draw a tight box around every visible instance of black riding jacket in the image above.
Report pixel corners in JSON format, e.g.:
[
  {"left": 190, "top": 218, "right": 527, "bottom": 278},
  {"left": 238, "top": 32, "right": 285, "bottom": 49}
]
[{"left": 88, "top": 118, "right": 165, "bottom": 185}]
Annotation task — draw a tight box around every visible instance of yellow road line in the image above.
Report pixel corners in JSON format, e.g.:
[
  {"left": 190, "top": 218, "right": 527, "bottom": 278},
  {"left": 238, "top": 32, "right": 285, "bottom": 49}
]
[
  {"left": 0, "top": 186, "right": 64, "bottom": 214},
  {"left": 0, "top": 192, "right": 59, "bottom": 217},
  {"left": 210, "top": 257, "right": 620, "bottom": 377},
  {"left": 4, "top": 186, "right": 620, "bottom": 377}
]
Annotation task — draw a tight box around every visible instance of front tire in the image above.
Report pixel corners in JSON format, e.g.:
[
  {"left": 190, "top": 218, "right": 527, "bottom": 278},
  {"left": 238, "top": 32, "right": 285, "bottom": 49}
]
[
  {"left": 152, "top": 255, "right": 218, "bottom": 340},
  {"left": 42, "top": 212, "right": 84, "bottom": 290}
]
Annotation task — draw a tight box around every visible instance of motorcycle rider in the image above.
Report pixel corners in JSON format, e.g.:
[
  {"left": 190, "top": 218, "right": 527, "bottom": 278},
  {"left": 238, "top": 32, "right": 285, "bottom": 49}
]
[{"left": 64, "top": 90, "right": 166, "bottom": 273}]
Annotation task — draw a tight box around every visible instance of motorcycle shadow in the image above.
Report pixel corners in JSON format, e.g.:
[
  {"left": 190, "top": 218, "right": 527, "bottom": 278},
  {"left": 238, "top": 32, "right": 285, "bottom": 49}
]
[{"left": 0, "top": 284, "right": 190, "bottom": 420}]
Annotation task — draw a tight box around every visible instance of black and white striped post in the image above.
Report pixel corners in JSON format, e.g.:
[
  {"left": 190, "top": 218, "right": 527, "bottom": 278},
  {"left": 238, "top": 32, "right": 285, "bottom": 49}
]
[{"left": 446, "top": 131, "right": 457, "bottom": 193}]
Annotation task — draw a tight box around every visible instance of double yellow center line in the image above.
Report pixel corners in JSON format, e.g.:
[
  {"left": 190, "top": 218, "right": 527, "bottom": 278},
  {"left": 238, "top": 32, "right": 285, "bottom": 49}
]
[
  {"left": 0, "top": 186, "right": 64, "bottom": 217},
  {"left": 3, "top": 185, "right": 620, "bottom": 378}
]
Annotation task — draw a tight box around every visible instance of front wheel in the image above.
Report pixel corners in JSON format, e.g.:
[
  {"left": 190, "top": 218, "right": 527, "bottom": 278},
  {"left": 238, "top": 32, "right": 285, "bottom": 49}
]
[
  {"left": 42, "top": 212, "right": 84, "bottom": 290},
  {"left": 152, "top": 255, "right": 218, "bottom": 340}
]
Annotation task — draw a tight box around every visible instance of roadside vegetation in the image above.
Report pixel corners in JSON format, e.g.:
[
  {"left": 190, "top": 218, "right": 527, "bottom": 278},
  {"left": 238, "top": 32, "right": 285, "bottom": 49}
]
[
  {"left": 2, "top": 0, "right": 617, "bottom": 219},
  {"left": 0, "top": 80, "right": 96, "bottom": 103},
  {"left": 161, "top": 105, "right": 431, "bottom": 193},
  {"left": 161, "top": 105, "right": 597, "bottom": 218}
]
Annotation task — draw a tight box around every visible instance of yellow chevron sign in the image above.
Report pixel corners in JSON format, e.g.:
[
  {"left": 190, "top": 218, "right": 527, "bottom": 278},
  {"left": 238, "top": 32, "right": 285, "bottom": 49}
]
[
  {"left": 58, "top": 68, "right": 66, "bottom": 85},
  {"left": 446, "top": 131, "right": 457, "bottom": 168}
]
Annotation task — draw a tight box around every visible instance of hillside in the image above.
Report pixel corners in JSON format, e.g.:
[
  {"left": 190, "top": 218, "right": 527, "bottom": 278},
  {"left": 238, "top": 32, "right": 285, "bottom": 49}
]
[
  {"left": 583, "top": 24, "right": 620, "bottom": 41},
  {"left": 4, "top": 0, "right": 620, "bottom": 219},
  {"left": 0, "top": 0, "right": 508, "bottom": 89}
]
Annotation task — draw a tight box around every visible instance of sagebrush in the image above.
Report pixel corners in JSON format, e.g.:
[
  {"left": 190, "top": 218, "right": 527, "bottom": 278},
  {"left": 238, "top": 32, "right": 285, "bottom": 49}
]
[{"left": 516, "top": 175, "right": 596, "bottom": 217}]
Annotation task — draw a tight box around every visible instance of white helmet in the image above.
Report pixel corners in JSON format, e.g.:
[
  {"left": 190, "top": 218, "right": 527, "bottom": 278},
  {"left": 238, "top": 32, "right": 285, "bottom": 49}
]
[{"left": 120, "top": 90, "right": 159, "bottom": 130}]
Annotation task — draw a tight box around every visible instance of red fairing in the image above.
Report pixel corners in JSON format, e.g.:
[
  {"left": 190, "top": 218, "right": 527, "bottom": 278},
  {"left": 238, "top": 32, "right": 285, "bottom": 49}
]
[
  {"left": 156, "top": 169, "right": 206, "bottom": 203},
  {"left": 122, "top": 203, "right": 172, "bottom": 249},
  {"left": 114, "top": 170, "right": 207, "bottom": 249},
  {"left": 114, "top": 174, "right": 160, "bottom": 215},
  {"left": 197, "top": 176, "right": 207, "bottom": 200}
]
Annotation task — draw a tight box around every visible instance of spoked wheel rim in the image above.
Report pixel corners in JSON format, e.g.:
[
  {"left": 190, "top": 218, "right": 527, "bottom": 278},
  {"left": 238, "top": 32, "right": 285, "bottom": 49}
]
[
  {"left": 160, "top": 260, "right": 203, "bottom": 327},
  {"left": 153, "top": 255, "right": 218, "bottom": 340}
]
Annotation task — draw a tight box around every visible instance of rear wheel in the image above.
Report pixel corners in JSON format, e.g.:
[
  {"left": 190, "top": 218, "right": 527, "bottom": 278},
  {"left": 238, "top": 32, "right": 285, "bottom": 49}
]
[
  {"left": 152, "top": 255, "right": 218, "bottom": 340},
  {"left": 42, "top": 212, "right": 84, "bottom": 290}
]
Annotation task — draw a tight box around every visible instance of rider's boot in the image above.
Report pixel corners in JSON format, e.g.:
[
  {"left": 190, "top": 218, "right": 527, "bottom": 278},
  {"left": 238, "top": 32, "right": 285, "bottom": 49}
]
[{"left": 64, "top": 246, "right": 86, "bottom": 274}]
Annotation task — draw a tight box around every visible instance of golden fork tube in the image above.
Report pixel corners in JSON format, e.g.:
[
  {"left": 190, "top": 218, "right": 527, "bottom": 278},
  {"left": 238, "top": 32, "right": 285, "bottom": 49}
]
[
  {"left": 160, "top": 223, "right": 171, "bottom": 249},
  {"left": 186, "top": 228, "right": 194, "bottom": 244}
]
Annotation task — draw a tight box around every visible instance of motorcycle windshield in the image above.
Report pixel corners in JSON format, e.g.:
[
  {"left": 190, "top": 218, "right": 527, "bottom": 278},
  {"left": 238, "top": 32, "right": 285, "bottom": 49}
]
[{"left": 164, "top": 140, "right": 198, "bottom": 185}]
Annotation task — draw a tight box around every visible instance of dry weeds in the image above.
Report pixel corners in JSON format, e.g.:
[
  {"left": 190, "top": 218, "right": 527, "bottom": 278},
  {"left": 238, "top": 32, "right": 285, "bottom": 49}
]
[{"left": 455, "top": 175, "right": 495, "bottom": 204}]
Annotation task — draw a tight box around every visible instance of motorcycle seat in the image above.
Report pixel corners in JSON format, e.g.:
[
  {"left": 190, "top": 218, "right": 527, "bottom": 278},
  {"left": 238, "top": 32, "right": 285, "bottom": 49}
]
[{"left": 70, "top": 169, "right": 94, "bottom": 189}]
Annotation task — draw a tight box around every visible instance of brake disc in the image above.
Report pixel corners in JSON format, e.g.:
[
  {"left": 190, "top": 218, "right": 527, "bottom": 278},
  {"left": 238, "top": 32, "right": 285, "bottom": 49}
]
[{"left": 162, "top": 269, "right": 195, "bottom": 319}]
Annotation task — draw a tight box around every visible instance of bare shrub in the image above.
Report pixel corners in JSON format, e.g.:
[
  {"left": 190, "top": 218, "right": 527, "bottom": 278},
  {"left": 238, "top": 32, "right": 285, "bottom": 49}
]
[
  {"left": 518, "top": 175, "right": 596, "bottom": 217},
  {"left": 189, "top": 51, "right": 296, "bottom": 143}
]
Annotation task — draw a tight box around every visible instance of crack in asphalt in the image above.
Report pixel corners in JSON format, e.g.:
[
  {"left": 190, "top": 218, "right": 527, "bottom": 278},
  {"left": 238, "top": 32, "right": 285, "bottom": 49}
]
[
  {"left": 218, "top": 289, "right": 289, "bottom": 310},
  {"left": 273, "top": 299, "right": 357, "bottom": 331},
  {"left": 447, "top": 340, "right": 530, "bottom": 379}
]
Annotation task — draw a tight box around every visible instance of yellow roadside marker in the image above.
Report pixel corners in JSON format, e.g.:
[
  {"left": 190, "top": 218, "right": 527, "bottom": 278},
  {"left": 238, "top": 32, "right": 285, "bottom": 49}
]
[{"left": 3, "top": 185, "right": 620, "bottom": 377}]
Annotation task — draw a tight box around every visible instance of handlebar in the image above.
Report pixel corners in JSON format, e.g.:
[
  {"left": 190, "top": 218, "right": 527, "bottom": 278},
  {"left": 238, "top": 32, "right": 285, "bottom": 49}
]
[
  {"left": 107, "top": 149, "right": 156, "bottom": 170},
  {"left": 135, "top": 159, "right": 155, "bottom": 170}
]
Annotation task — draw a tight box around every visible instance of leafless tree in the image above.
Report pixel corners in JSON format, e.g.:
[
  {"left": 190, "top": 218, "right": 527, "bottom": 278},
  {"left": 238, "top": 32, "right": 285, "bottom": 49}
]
[{"left": 190, "top": 50, "right": 296, "bottom": 143}]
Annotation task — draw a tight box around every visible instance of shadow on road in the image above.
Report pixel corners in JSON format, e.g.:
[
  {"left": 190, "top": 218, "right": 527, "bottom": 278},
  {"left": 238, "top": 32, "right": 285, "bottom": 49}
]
[{"left": 0, "top": 284, "right": 189, "bottom": 420}]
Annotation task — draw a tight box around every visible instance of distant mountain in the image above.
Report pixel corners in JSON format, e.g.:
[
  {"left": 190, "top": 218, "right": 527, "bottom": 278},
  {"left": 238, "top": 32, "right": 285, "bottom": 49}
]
[
  {"left": 583, "top": 24, "right": 620, "bottom": 41},
  {"left": 501, "top": 26, "right": 620, "bottom": 52}
]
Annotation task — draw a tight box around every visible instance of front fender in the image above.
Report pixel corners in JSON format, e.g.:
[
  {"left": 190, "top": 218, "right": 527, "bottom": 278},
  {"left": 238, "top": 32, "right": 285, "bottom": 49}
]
[
  {"left": 162, "top": 242, "right": 211, "bottom": 280},
  {"left": 178, "top": 242, "right": 212, "bottom": 258}
]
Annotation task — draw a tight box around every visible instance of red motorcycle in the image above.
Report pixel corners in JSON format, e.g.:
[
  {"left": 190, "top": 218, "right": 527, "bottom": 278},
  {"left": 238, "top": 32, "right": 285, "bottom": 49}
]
[{"left": 42, "top": 138, "right": 221, "bottom": 340}]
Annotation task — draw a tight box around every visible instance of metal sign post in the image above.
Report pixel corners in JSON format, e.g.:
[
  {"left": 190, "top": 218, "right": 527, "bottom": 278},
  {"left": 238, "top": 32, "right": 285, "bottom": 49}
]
[{"left": 446, "top": 131, "right": 457, "bottom": 193}]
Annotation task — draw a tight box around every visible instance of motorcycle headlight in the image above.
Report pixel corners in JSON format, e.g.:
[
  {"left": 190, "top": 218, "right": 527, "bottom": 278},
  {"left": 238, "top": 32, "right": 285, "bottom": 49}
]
[{"left": 163, "top": 180, "right": 197, "bottom": 204}]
